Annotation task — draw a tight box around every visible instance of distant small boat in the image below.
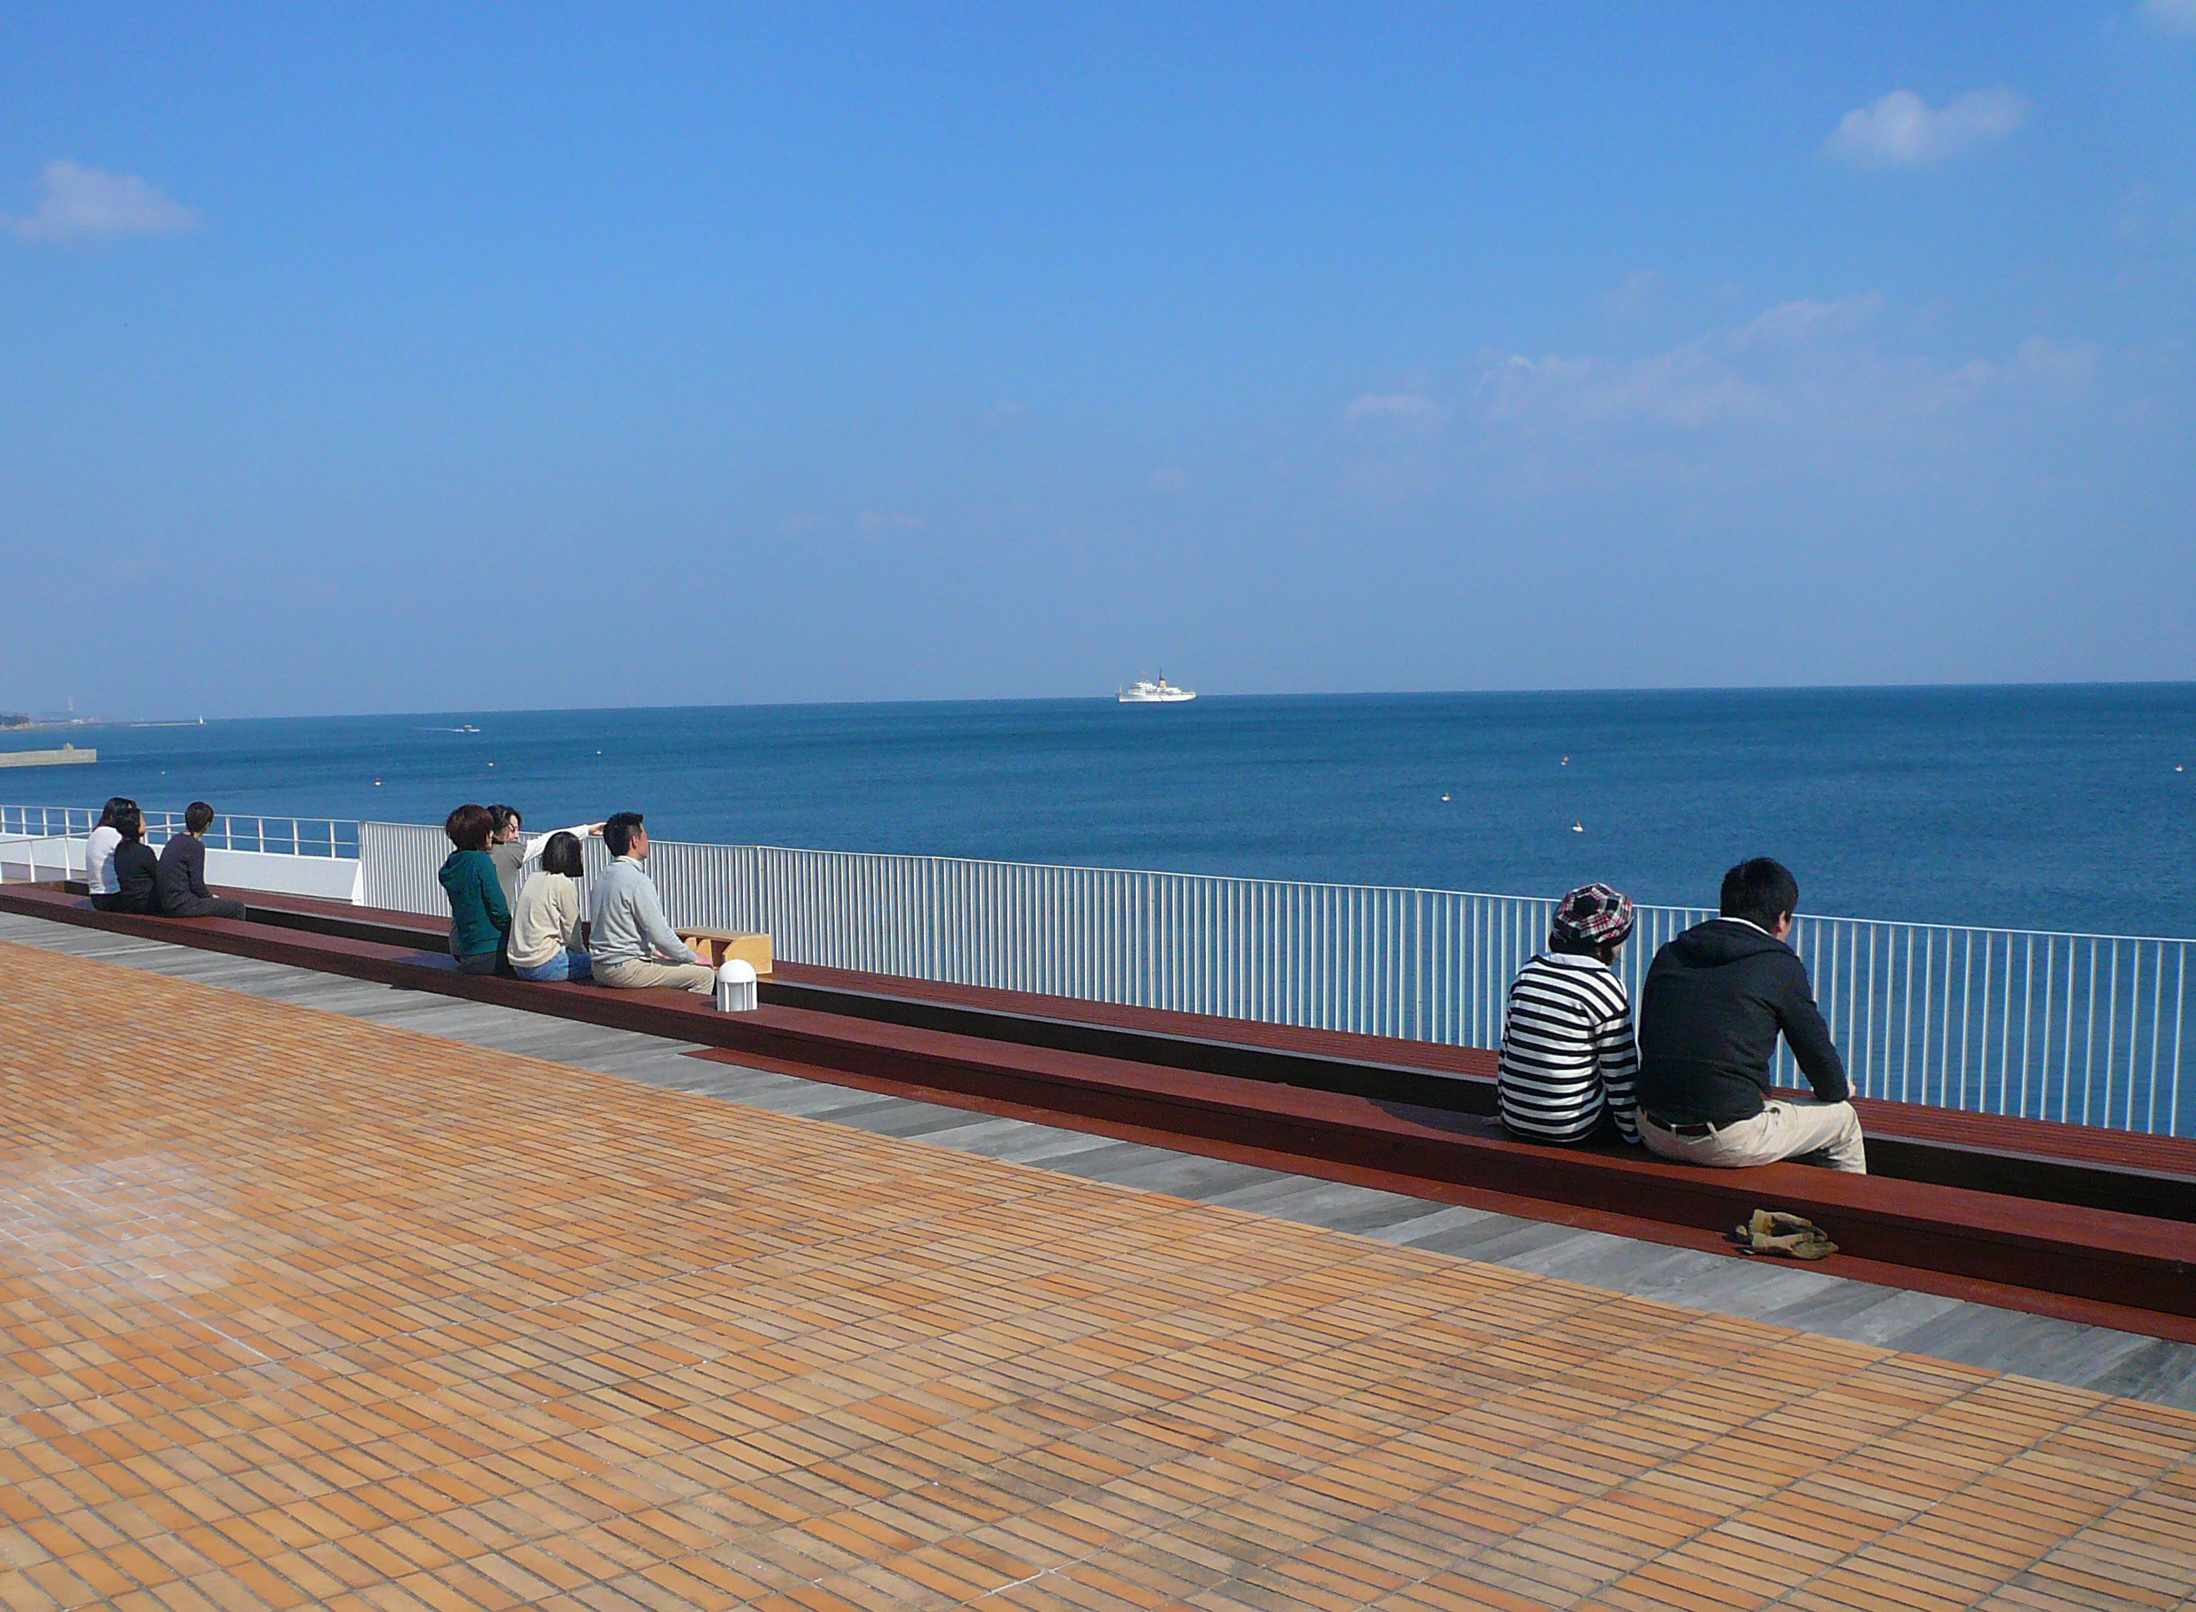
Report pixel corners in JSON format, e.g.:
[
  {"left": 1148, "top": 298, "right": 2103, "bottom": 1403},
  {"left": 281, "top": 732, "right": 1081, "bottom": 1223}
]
[
  {"left": 1119, "top": 673, "right": 1195, "bottom": 704},
  {"left": 1572, "top": 821, "right": 1584, "bottom": 833}
]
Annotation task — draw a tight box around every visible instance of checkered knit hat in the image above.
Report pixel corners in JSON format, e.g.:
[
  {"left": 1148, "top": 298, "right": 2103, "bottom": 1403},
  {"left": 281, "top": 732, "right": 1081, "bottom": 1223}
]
[{"left": 1551, "top": 882, "right": 1634, "bottom": 948}]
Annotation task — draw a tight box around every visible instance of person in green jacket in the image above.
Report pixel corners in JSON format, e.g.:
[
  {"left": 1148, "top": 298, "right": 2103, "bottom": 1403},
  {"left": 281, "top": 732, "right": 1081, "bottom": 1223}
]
[{"left": 439, "top": 802, "right": 512, "bottom": 975}]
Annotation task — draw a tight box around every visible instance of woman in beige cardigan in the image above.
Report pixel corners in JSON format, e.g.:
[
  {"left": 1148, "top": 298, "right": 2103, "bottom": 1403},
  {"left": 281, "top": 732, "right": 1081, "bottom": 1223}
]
[{"left": 506, "top": 832, "right": 592, "bottom": 981}]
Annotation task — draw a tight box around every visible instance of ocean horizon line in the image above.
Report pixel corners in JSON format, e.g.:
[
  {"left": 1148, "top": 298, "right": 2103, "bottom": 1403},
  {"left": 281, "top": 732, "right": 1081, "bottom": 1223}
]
[{"left": 11, "top": 676, "right": 2196, "bottom": 731}]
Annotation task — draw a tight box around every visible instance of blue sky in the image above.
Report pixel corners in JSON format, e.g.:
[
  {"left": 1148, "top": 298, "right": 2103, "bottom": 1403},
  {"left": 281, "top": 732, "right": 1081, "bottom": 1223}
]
[{"left": 3, "top": 3, "right": 2192, "bottom": 718}]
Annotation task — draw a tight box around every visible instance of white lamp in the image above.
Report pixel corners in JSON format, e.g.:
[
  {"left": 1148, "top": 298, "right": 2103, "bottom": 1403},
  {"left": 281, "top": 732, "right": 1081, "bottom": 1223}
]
[{"left": 714, "top": 957, "right": 758, "bottom": 1013}]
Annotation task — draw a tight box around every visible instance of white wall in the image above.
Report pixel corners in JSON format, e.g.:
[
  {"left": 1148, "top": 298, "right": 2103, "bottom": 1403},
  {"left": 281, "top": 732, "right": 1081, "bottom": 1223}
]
[
  {"left": 0, "top": 835, "right": 82, "bottom": 881},
  {"left": 202, "top": 848, "right": 363, "bottom": 903},
  {"left": 0, "top": 836, "right": 362, "bottom": 904}
]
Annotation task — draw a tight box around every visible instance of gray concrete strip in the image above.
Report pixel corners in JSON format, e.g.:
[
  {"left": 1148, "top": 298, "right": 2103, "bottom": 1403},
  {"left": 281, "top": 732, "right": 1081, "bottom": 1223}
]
[{"left": 3, "top": 905, "right": 2192, "bottom": 1407}]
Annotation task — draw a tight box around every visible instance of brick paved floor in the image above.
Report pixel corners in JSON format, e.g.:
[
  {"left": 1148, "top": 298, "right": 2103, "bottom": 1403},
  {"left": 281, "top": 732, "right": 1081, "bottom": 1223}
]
[{"left": 2, "top": 939, "right": 2194, "bottom": 1611}]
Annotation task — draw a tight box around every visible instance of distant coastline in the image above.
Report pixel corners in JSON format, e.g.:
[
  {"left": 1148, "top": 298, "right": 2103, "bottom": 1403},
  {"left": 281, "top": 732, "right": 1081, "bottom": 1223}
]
[{"left": 1, "top": 717, "right": 206, "bottom": 735}]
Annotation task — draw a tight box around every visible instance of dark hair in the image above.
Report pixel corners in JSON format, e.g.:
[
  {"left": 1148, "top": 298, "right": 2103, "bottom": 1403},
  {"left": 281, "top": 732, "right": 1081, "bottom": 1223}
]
[
  {"left": 538, "top": 830, "right": 585, "bottom": 878},
  {"left": 444, "top": 802, "right": 495, "bottom": 852},
  {"left": 113, "top": 804, "right": 143, "bottom": 841},
  {"left": 603, "top": 811, "right": 644, "bottom": 858},
  {"left": 98, "top": 796, "right": 137, "bottom": 828},
  {"left": 1548, "top": 933, "right": 1622, "bottom": 963},
  {"left": 184, "top": 801, "right": 216, "bottom": 836},
  {"left": 1721, "top": 857, "right": 1799, "bottom": 930},
  {"left": 488, "top": 804, "right": 520, "bottom": 835}
]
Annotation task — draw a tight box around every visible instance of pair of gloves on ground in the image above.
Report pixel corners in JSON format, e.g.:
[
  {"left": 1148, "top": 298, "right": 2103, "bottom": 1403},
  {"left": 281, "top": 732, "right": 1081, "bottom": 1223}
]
[{"left": 1728, "top": 1208, "right": 1838, "bottom": 1259}]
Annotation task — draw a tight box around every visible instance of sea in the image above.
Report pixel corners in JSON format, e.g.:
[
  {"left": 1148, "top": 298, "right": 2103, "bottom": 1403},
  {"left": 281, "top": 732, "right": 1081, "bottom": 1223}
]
[{"left": 5, "top": 684, "right": 2192, "bottom": 940}]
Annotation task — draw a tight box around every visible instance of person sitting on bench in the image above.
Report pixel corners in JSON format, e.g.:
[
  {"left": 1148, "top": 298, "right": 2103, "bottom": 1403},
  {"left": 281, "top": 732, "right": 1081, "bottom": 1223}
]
[
  {"left": 83, "top": 796, "right": 136, "bottom": 907},
  {"left": 588, "top": 812, "right": 714, "bottom": 994},
  {"left": 155, "top": 802, "right": 248, "bottom": 920},
  {"left": 100, "top": 805, "right": 163, "bottom": 915},
  {"left": 1496, "top": 883, "right": 1641, "bottom": 1146},
  {"left": 486, "top": 804, "right": 606, "bottom": 914},
  {"left": 507, "top": 829, "right": 593, "bottom": 982},
  {"left": 1634, "top": 857, "right": 1866, "bottom": 1174},
  {"left": 438, "top": 802, "right": 512, "bottom": 976}
]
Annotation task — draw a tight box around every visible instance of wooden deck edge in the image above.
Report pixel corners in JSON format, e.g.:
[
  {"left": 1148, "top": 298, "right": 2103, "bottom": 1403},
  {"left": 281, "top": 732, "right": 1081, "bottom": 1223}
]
[
  {"left": 667, "top": 1013, "right": 2196, "bottom": 1312},
  {"left": 678, "top": 1044, "right": 2196, "bottom": 1347},
  {"left": 194, "top": 887, "right": 2196, "bottom": 1175}
]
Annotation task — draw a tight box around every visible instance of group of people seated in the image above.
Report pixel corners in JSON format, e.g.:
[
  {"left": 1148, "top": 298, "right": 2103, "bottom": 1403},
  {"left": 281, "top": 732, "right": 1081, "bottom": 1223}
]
[
  {"left": 438, "top": 803, "right": 717, "bottom": 994},
  {"left": 1496, "top": 857, "right": 1869, "bottom": 1175},
  {"left": 85, "top": 789, "right": 1862, "bottom": 1174},
  {"left": 82, "top": 796, "right": 248, "bottom": 920}
]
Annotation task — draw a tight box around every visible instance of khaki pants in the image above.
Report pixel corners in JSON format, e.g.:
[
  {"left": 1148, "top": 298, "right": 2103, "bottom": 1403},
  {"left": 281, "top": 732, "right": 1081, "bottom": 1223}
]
[
  {"left": 1639, "top": 1099, "right": 1868, "bottom": 1174},
  {"left": 594, "top": 956, "right": 716, "bottom": 996}
]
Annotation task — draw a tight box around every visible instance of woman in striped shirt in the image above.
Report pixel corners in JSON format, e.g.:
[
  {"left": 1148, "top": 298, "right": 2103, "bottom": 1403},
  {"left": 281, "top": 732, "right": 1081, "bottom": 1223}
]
[{"left": 1497, "top": 883, "right": 1641, "bottom": 1146}]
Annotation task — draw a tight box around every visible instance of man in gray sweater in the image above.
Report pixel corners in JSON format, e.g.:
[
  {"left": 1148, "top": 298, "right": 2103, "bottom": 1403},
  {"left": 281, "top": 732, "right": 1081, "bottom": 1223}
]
[{"left": 587, "top": 812, "right": 713, "bottom": 994}]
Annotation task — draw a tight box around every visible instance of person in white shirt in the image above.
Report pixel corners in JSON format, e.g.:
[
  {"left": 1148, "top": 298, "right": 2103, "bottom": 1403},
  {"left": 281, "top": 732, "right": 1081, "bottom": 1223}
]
[
  {"left": 82, "top": 796, "right": 136, "bottom": 904},
  {"left": 486, "top": 805, "right": 604, "bottom": 913},
  {"left": 507, "top": 831, "right": 593, "bottom": 982}
]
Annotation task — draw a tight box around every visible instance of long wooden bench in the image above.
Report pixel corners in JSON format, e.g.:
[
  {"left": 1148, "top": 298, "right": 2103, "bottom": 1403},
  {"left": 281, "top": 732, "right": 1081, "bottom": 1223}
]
[
  {"left": 134, "top": 883, "right": 2196, "bottom": 1222},
  {"left": 7, "top": 878, "right": 2194, "bottom": 1341}
]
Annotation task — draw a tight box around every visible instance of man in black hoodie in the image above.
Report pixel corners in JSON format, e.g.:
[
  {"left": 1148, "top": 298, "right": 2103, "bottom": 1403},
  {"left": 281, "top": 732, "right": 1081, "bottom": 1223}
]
[{"left": 1634, "top": 858, "right": 1866, "bottom": 1173}]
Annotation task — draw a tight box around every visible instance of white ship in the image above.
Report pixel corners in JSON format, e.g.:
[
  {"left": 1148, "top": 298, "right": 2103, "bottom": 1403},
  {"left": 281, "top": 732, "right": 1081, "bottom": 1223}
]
[{"left": 1118, "top": 672, "right": 1196, "bottom": 704}]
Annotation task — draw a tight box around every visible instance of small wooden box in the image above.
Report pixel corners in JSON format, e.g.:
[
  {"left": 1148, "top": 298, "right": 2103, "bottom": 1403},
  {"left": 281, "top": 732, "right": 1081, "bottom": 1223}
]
[{"left": 676, "top": 929, "right": 773, "bottom": 975}]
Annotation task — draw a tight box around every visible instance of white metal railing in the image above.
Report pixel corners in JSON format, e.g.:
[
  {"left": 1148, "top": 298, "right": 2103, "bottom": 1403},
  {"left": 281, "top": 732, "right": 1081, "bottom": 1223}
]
[
  {"left": 352, "top": 820, "right": 2195, "bottom": 1138},
  {"left": 0, "top": 803, "right": 357, "bottom": 860},
  {"left": 0, "top": 833, "right": 82, "bottom": 884}
]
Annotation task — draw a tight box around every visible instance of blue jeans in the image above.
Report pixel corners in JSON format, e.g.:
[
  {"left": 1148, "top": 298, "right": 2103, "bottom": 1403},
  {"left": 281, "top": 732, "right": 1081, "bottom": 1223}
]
[{"left": 513, "top": 949, "right": 592, "bottom": 982}]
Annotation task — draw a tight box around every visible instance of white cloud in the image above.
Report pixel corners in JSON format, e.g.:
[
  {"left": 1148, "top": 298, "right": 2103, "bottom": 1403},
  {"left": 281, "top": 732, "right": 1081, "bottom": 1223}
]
[
  {"left": 1827, "top": 88, "right": 2028, "bottom": 168},
  {"left": 1601, "top": 269, "right": 1662, "bottom": 321},
  {"left": 2142, "top": 0, "right": 2196, "bottom": 34},
  {"left": 1422, "top": 297, "right": 2103, "bottom": 502},
  {"left": 1468, "top": 294, "right": 2046, "bottom": 438},
  {"left": 2007, "top": 335, "right": 2101, "bottom": 387},
  {"left": 1344, "top": 393, "right": 1450, "bottom": 432},
  {"left": 9, "top": 159, "right": 199, "bottom": 244}
]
